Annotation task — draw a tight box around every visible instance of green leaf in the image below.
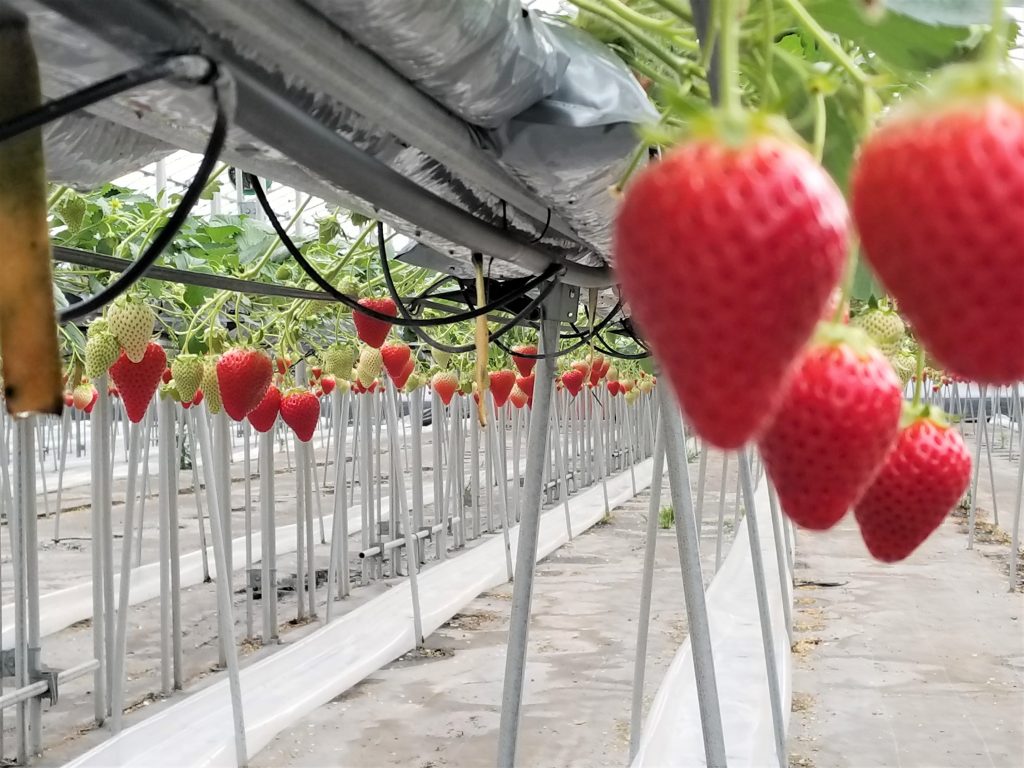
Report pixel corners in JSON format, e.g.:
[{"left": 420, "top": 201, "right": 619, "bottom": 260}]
[
  {"left": 183, "top": 285, "right": 214, "bottom": 307},
  {"left": 852, "top": 258, "right": 883, "bottom": 301},
  {"left": 58, "top": 194, "right": 88, "bottom": 234},
  {"left": 318, "top": 216, "right": 342, "bottom": 245},
  {"left": 807, "top": 0, "right": 976, "bottom": 71}
]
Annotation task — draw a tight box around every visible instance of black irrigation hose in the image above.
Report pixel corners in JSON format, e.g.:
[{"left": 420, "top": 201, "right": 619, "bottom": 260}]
[
  {"left": 377, "top": 222, "right": 561, "bottom": 354},
  {"left": 0, "top": 55, "right": 211, "bottom": 144},
  {"left": 58, "top": 60, "right": 227, "bottom": 322},
  {"left": 493, "top": 300, "right": 625, "bottom": 361},
  {"left": 248, "top": 174, "right": 562, "bottom": 327},
  {"left": 590, "top": 333, "right": 651, "bottom": 360}
]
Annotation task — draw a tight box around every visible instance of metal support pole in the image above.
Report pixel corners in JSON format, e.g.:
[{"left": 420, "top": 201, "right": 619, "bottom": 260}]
[
  {"left": 1010, "top": 398, "right": 1024, "bottom": 593},
  {"left": 715, "top": 452, "right": 730, "bottom": 571},
  {"left": 327, "top": 390, "right": 351, "bottom": 617},
  {"left": 659, "top": 386, "right": 727, "bottom": 768},
  {"left": 11, "top": 419, "right": 32, "bottom": 762},
  {"left": 89, "top": 375, "right": 108, "bottom": 723},
  {"left": 194, "top": 411, "right": 249, "bottom": 767},
  {"left": 158, "top": 397, "right": 174, "bottom": 695},
  {"left": 53, "top": 407, "right": 71, "bottom": 541},
  {"left": 629, "top": 426, "right": 666, "bottom": 760},
  {"left": 383, "top": 384, "right": 424, "bottom": 643},
  {"left": 496, "top": 311, "right": 558, "bottom": 768},
  {"left": 98, "top": 385, "right": 115, "bottom": 716},
  {"left": 302, "top": 441, "right": 317, "bottom": 618},
  {"left": 737, "top": 451, "right": 787, "bottom": 767},
  {"left": 766, "top": 481, "right": 793, "bottom": 643},
  {"left": 112, "top": 421, "right": 144, "bottom": 732},
  {"left": 168, "top": 403, "right": 183, "bottom": 689},
  {"left": 968, "top": 384, "right": 987, "bottom": 549},
  {"left": 259, "top": 427, "right": 278, "bottom": 640},
  {"left": 244, "top": 422, "right": 254, "bottom": 639}
]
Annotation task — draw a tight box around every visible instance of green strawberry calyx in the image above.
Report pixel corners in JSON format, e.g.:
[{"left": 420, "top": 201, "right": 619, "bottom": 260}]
[
  {"left": 900, "top": 402, "right": 952, "bottom": 431},
  {"left": 888, "top": 63, "right": 1024, "bottom": 126},
  {"left": 812, "top": 322, "right": 878, "bottom": 358}
]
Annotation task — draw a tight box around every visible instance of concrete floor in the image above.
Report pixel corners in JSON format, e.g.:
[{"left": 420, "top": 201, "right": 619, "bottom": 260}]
[
  {"left": 251, "top": 481, "right": 727, "bottom": 768},
  {"left": 788, "top": 424, "right": 1024, "bottom": 768}
]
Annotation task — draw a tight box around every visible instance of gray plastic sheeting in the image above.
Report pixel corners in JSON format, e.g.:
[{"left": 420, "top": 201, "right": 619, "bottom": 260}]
[
  {"left": 20, "top": 0, "right": 653, "bottom": 274},
  {"left": 44, "top": 112, "right": 174, "bottom": 189},
  {"left": 301, "top": 0, "right": 568, "bottom": 129},
  {"left": 632, "top": 477, "right": 793, "bottom": 767},
  {"left": 486, "top": 19, "right": 658, "bottom": 262}
]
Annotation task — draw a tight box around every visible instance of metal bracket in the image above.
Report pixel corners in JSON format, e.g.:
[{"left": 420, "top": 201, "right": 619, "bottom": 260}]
[
  {"left": 551, "top": 283, "right": 579, "bottom": 323},
  {"left": 0, "top": 648, "right": 15, "bottom": 678},
  {"left": 31, "top": 665, "right": 60, "bottom": 706},
  {"left": 2, "top": 649, "right": 60, "bottom": 704}
]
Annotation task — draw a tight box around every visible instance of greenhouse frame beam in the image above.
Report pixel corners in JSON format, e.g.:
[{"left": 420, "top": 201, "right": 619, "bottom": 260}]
[{"left": 229, "top": 69, "right": 614, "bottom": 289}]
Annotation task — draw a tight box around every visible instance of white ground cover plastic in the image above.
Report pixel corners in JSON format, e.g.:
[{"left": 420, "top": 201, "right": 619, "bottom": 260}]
[
  {"left": 63, "top": 459, "right": 656, "bottom": 766},
  {"left": 632, "top": 474, "right": 793, "bottom": 767},
  {"left": 2, "top": 437, "right": 444, "bottom": 650}
]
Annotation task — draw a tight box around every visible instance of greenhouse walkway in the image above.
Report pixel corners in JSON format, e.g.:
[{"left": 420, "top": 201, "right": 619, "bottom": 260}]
[{"left": 788, "top": 512, "right": 1024, "bottom": 767}]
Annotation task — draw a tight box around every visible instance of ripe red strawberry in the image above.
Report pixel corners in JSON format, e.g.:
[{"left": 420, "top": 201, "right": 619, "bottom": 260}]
[
  {"left": 509, "top": 386, "right": 528, "bottom": 409},
  {"left": 247, "top": 384, "right": 281, "bottom": 433},
  {"left": 320, "top": 375, "right": 336, "bottom": 396},
  {"left": 72, "top": 382, "right": 94, "bottom": 411},
  {"left": 192, "top": 390, "right": 204, "bottom": 407},
  {"left": 161, "top": 368, "right": 172, "bottom": 384},
  {"left": 393, "top": 358, "right": 415, "bottom": 390},
  {"left": 562, "top": 369, "right": 585, "bottom": 397},
  {"left": 489, "top": 370, "right": 516, "bottom": 407},
  {"left": 852, "top": 92, "right": 1024, "bottom": 384},
  {"left": 854, "top": 408, "right": 971, "bottom": 562},
  {"left": 516, "top": 373, "right": 535, "bottom": 400},
  {"left": 615, "top": 135, "right": 848, "bottom": 449},
  {"left": 63, "top": 391, "right": 74, "bottom": 408},
  {"left": 432, "top": 371, "right": 458, "bottom": 405},
  {"left": 588, "top": 356, "right": 605, "bottom": 387},
  {"left": 84, "top": 392, "right": 97, "bottom": 414},
  {"left": 758, "top": 330, "right": 903, "bottom": 531},
  {"left": 607, "top": 380, "right": 620, "bottom": 397},
  {"left": 109, "top": 342, "right": 167, "bottom": 423},
  {"left": 280, "top": 389, "right": 320, "bottom": 442},
  {"left": 353, "top": 297, "right": 397, "bottom": 348},
  {"left": 216, "top": 348, "right": 273, "bottom": 421},
  {"left": 511, "top": 345, "right": 537, "bottom": 377},
  {"left": 311, "top": 366, "right": 322, "bottom": 379},
  {"left": 275, "top": 356, "right": 290, "bottom": 376},
  {"left": 381, "top": 342, "right": 412, "bottom": 381}
]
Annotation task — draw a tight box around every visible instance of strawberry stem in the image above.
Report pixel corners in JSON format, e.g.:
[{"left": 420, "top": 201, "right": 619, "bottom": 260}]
[
  {"left": 778, "top": 0, "right": 870, "bottom": 87},
  {"left": 717, "top": 0, "right": 742, "bottom": 119},
  {"left": 811, "top": 90, "right": 827, "bottom": 162},
  {"left": 912, "top": 345, "right": 925, "bottom": 407},
  {"left": 831, "top": 245, "right": 858, "bottom": 325},
  {"left": 983, "top": 0, "right": 1007, "bottom": 67}
]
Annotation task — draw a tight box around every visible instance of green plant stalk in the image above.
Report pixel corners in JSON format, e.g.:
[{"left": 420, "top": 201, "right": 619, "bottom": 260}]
[
  {"left": 983, "top": 0, "right": 1007, "bottom": 65},
  {"left": 912, "top": 345, "right": 925, "bottom": 406},
  {"left": 760, "top": 0, "right": 776, "bottom": 97},
  {"left": 598, "top": 0, "right": 700, "bottom": 51},
  {"left": 648, "top": 0, "right": 693, "bottom": 24},
  {"left": 572, "top": 0, "right": 691, "bottom": 76},
  {"left": 718, "top": 0, "right": 742, "bottom": 118},
  {"left": 241, "top": 194, "right": 312, "bottom": 280},
  {"left": 811, "top": 90, "right": 827, "bottom": 162},
  {"left": 777, "top": 0, "right": 869, "bottom": 85},
  {"left": 47, "top": 184, "right": 68, "bottom": 209},
  {"left": 832, "top": 245, "right": 858, "bottom": 325}
]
